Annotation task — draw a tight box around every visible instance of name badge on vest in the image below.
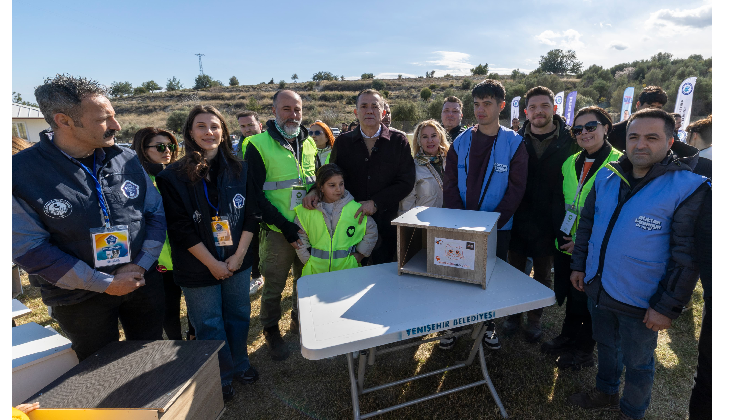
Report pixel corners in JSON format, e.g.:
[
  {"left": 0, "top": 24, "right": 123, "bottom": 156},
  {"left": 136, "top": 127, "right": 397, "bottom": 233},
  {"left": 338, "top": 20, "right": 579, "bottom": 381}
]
[
  {"left": 211, "top": 216, "right": 234, "bottom": 247},
  {"left": 90, "top": 225, "right": 131, "bottom": 267},
  {"left": 559, "top": 211, "right": 576, "bottom": 235},
  {"left": 290, "top": 185, "right": 307, "bottom": 210}
]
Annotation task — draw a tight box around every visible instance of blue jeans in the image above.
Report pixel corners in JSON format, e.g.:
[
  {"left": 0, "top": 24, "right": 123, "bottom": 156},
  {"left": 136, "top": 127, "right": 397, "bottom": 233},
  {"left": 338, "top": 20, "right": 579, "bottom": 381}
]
[
  {"left": 588, "top": 298, "right": 658, "bottom": 419},
  {"left": 182, "top": 267, "right": 252, "bottom": 386}
]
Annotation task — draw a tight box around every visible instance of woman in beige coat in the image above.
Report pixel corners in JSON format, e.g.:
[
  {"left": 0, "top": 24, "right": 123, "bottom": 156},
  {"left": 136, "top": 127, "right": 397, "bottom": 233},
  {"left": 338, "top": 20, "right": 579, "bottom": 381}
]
[{"left": 398, "top": 119, "right": 451, "bottom": 215}]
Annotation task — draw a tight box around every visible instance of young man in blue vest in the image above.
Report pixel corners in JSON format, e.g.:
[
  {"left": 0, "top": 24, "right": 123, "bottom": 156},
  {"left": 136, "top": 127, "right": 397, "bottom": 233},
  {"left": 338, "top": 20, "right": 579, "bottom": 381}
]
[
  {"left": 443, "top": 79, "right": 529, "bottom": 351},
  {"left": 567, "top": 108, "right": 709, "bottom": 420},
  {"left": 12, "top": 75, "right": 167, "bottom": 361}
]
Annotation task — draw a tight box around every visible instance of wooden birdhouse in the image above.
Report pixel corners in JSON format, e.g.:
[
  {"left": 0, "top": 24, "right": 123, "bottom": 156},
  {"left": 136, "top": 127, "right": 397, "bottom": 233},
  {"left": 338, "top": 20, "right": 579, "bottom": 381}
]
[{"left": 392, "top": 207, "right": 500, "bottom": 289}]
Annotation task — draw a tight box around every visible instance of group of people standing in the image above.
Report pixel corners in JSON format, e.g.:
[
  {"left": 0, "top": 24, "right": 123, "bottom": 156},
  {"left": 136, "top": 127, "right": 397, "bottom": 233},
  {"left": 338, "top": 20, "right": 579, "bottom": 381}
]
[{"left": 12, "top": 73, "right": 711, "bottom": 419}]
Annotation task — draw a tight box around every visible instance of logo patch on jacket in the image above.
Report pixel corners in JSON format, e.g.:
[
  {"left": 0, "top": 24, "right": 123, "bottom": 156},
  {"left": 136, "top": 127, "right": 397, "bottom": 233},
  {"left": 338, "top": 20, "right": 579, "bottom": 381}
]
[
  {"left": 346, "top": 226, "right": 356, "bottom": 237},
  {"left": 43, "top": 199, "right": 72, "bottom": 218},
  {"left": 493, "top": 163, "right": 508, "bottom": 173},
  {"left": 120, "top": 180, "right": 140, "bottom": 199},
  {"left": 635, "top": 216, "right": 662, "bottom": 231},
  {"left": 233, "top": 193, "right": 245, "bottom": 209},
  {"left": 193, "top": 210, "right": 202, "bottom": 223}
]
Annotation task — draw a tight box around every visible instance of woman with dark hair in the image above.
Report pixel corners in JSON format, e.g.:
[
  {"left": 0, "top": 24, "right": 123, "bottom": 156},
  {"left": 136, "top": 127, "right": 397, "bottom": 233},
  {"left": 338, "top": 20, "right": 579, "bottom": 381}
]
[
  {"left": 542, "top": 106, "right": 622, "bottom": 370},
  {"left": 156, "top": 105, "right": 259, "bottom": 402},
  {"left": 132, "top": 127, "right": 186, "bottom": 340},
  {"left": 309, "top": 121, "right": 334, "bottom": 170}
]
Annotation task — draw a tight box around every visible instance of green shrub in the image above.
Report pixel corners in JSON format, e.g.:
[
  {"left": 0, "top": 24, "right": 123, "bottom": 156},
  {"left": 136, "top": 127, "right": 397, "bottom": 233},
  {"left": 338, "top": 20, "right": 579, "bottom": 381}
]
[
  {"left": 391, "top": 101, "right": 423, "bottom": 125},
  {"left": 427, "top": 98, "right": 444, "bottom": 120},
  {"left": 306, "top": 81, "right": 316, "bottom": 91},
  {"left": 428, "top": 84, "right": 438, "bottom": 91},
  {"left": 246, "top": 97, "right": 261, "bottom": 112},
  {"left": 166, "top": 110, "right": 189, "bottom": 133},
  {"left": 382, "top": 90, "right": 390, "bottom": 99},
  {"left": 133, "top": 86, "right": 147, "bottom": 95},
  {"left": 371, "top": 79, "right": 386, "bottom": 90},
  {"left": 166, "top": 77, "right": 183, "bottom": 91},
  {"left": 420, "top": 87, "right": 432, "bottom": 101},
  {"left": 194, "top": 74, "right": 214, "bottom": 89},
  {"left": 278, "top": 80, "right": 286, "bottom": 89},
  {"left": 361, "top": 73, "right": 374, "bottom": 79},
  {"left": 229, "top": 76, "right": 239, "bottom": 86},
  {"left": 461, "top": 78, "right": 473, "bottom": 90}
]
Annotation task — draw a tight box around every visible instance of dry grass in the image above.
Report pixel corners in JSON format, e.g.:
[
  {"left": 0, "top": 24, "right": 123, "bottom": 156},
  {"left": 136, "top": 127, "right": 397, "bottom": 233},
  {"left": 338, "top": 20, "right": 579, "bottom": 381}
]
[{"left": 14, "top": 271, "right": 703, "bottom": 419}]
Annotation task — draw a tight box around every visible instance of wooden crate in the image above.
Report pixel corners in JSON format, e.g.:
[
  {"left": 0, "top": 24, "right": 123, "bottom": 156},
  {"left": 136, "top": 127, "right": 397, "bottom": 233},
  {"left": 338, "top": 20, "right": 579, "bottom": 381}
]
[
  {"left": 392, "top": 207, "right": 500, "bottom": 289},
  {"left": 24, "top": 340, "right": 225, "bottom": 420}
]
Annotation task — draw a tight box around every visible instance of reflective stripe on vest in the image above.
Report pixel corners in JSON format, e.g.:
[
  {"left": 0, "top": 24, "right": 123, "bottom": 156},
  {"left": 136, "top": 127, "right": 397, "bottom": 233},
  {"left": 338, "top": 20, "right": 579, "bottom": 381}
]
[
  {"left": 583, "top": 166, "right": 706, "bottom": 308},
  {"left": 555, "top": 148, "right": 623, "bottom": 255},
  {"left": 295, "top": 200, "right": 366, "bottom": 276},
  {"left": 250, "top": 131, "right": 317, "bottom": 232},
  {"left": 454, "top": 125, "right": 522, "bottom": 230}
]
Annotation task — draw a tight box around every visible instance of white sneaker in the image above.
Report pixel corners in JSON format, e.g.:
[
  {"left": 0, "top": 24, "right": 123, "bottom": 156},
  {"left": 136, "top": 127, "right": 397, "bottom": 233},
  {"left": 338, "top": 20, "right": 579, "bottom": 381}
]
[
  {"left": 249, "top": 277, "right": 264, "bottom": 295},
  {"left": 439, "top": 333, "right": 457, "bottom": 350}
]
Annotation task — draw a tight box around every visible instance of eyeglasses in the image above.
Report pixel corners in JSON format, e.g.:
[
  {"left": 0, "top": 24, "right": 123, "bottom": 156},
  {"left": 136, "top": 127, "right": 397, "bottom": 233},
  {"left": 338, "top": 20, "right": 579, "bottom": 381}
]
[
  {"left": 571, "top": 121, "right": 604, "bottom": 136},
  {"left": 308, "top": 130, "right": 323, "bottom": 136},
  {"left": 146, "top": 143, "right": 177, "bottom": 153}
]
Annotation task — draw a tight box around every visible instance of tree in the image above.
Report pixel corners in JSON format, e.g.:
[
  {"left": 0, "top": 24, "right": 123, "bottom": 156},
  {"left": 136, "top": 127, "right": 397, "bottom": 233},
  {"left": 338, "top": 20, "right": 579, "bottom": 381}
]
[
  {"left": 340, "top": 75, "right": 345, "bottom": 81},
  {"left": 268, "top": 78, "right": 274, "bottom": 84},
  {"left": 313, "top": 71, "right": 338, "bottom": 81},
  {"left": 166, "top": 110, "right": 189, "bottom": 134},
  {"left": 229, "top": 76, "right": 239, "bottom": 86},
  {"left": 278, "top": 80, "right": 286, "bottom": 89},
  {"left": 291, "top": 74, "right": 298, "bottom": 82},
  {"left": 461, "top": 78, "right": 473, "bottom": 90},
  {"left": 141, "top": 80, "right": 162, "bottom": 92},
  {"left": 194, "top": 74, "right": 214, "bottom": 89},
  {"left": 109, "top": 81, "right": 133, "bottom": 97},
  {"left": 538, "top": 49, "right": 583, "bottom": 74},
  {"left": 444, "top": 73, "right": 452, "bottom": 78},
  {"left": 12, "top": 91, "right": 38, "bottom": 107},
  {"left": 391, "top": 101, "right": 423, "bottom": 124},
  {"left": 397, "top": 74, "right": 403, "bottom": 80},
  {"left": 133, "top": 86, "right": 147, "bottom": 95},
  {"left": 510, "top": 69, "right": 524, "bottom": 80},
  {"left": 166, "top": 77, "right": 183, "bottom": 91},
  {"left": 361, "top": 73, "right": 374, "bottom": 79},
  {"left": 425, "top": 70, "right": 435, "bottom": 78},
  {"left": 371, "top": 79, "right": 386, "bottom": 90},
  {"left": 211, "top": 80, "right": 224, "bottom": 87},
  {"left": 420, "top": 87, "right": 432, "bottom": 101},
  {"left": 471, "top": 63, "right": 489, "bottom": 76},
  {"left": 246, "top": 96, "right": 261, "bottom": 112}
]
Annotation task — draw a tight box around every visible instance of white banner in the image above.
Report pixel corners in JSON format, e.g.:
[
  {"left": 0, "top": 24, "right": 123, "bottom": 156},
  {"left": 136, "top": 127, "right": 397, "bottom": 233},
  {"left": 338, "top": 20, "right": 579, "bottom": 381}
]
[
  {"left": 510, "top": 96, "right": 520, "bottom": 123},
  {"left": 554, "top": 91, "right": 564, "bottom": 116},
  {"left": 674, "top": 77, "right": 697, "bottom": 143},
  {"left": 620, "top": 87, "right": 635, "bottom": 122}
]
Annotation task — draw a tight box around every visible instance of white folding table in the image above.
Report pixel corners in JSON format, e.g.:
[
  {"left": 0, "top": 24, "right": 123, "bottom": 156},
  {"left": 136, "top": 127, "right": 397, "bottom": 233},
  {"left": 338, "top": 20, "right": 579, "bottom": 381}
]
[{"left": 298, "top": 259, "right": 555, "bottom": 419}]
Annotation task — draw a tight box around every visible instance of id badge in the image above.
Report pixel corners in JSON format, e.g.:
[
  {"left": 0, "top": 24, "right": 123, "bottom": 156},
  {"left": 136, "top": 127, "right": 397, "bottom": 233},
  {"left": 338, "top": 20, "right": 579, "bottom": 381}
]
[
  {"left": 211, "top": 216, "right": 234, "bottom": 247},
  {"left": 290, "top": 185, "right": 307, "bottom": 210},
  {"left": 559, "top": 211, "right": 577, "bottom": 235},
  {"left": 90, "top": 225, "right": 131, "bottom": 267}
]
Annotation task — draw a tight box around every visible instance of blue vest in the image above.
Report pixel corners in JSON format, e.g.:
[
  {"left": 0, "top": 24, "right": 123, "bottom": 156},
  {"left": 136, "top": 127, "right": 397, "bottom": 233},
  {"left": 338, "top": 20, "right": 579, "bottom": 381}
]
[
  {"left": 454, "top": 126, "right": 523, "bottom": 230},
  {"left": 584, "top": 166, "right": 707, "bottom": 308}
]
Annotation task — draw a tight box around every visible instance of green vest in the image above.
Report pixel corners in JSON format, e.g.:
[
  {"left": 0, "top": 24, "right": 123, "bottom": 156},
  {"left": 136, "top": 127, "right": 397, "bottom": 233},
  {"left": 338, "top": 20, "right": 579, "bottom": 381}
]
[
  {"left": 149, "top": 174, "right": 173, "bottom": 270},
  {"left": 240, "top": 135, "right": 254, "bottom": 160},
  {"left": 250, "top": 131, "right": 317, "bottom": 232},
  {"left": 295, "top": 200, "right": 366, "bottom": 276},
  {"left": 556, "top": 147, "right": 623, "bottom": 255}
]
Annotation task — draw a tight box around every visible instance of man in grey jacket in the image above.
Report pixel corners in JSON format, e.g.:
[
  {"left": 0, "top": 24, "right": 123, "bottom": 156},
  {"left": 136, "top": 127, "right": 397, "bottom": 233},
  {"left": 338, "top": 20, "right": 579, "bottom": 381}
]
[
  {"left": 12, "top": 74, "right": 167, "bottom": 361},
  {"left": 566, "top": 109, "right": 709, "bottom": 420}
]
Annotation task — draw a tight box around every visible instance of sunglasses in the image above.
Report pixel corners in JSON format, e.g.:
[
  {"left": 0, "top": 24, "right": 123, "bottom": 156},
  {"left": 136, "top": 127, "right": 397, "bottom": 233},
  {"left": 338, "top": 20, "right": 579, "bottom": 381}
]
[
  {"left": 571, "top": 121, "right": 604, "bottom": 136},
  {"left": 308, "top": 130, "right": 323, "bottom": 136},
  {"left": 147, "top": 143, "right": 177, "bottom": 153}
]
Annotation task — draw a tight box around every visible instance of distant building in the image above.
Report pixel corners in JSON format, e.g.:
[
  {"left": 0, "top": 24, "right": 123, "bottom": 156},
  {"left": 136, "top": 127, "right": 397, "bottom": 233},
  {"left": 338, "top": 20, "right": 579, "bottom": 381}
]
[{"left": 12, "top": 103, "right": 49, "bottom": 143}]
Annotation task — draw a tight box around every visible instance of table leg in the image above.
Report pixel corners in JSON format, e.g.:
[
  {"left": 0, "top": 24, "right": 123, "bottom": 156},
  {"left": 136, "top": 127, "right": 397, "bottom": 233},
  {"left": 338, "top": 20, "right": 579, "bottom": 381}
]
[
  {"left": 367, "top": 347, "right": 376, "bottom": 365},
  {"left": 478, "top": 344, "right": 508, "bottom": 418},
  {"left": 346, "top": 353, "right": 361, "bottom": 420},
  {"left": 460, "top": 323, "right": 488, "bottom": 366},
  {"left": 357, "top": 350, "right": 368, "bottom": 392}
]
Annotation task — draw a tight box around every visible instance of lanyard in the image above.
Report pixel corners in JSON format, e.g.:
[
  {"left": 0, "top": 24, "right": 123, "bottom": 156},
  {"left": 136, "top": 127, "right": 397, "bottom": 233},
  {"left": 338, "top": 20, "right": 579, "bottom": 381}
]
[
  {"left": 76, "top": 153, "right": 111, "bottom": 228},
  {"left": 571, "top": 160, "right": 594, "bottom": 210},
  {"left": 202, "top": 179, "right": 219, "bottom": 217},
  {"left": 284, "top": 139, "right": 303, "bottom": 185}
]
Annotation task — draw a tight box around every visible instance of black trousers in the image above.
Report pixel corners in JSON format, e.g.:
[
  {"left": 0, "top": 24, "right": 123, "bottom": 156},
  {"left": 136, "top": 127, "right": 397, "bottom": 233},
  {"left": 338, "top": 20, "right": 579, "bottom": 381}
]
[
  {"left": 689, "top": 299, "right": 711, "bottom": 419},
  {"left": 251, "top": 225, "right": 262, "bottom": 278},
  {"left": 52, "top": 265, "right": 164, "bottom": 361},
  {"left": 161, "top": 270, "right": 183, "bottom": 340},
  {"left": 553, "top": 250, "right": 595, "bottom": 352}
]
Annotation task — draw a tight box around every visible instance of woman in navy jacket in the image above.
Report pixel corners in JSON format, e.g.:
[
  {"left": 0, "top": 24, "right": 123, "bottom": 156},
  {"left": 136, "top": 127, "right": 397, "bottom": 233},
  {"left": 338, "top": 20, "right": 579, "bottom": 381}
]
[{"left": 156, "top": 105, "right": 259, "bottom": 402}]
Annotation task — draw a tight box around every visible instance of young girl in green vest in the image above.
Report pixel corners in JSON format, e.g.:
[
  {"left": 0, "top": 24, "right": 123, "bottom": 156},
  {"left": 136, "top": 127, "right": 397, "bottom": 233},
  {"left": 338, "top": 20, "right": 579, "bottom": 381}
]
[{"left": 294, "top": 164, "right": 378, "bottom": 276}]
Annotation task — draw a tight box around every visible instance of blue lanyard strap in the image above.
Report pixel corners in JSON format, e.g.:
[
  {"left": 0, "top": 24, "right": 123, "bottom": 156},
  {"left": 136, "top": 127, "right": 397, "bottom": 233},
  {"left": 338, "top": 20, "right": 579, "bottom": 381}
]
[
  {"left": 202, "top": 179, "right": 219, "bottom": 217},
  {"left": 76, "top": 153, "right": 111, "bottom": 228}
]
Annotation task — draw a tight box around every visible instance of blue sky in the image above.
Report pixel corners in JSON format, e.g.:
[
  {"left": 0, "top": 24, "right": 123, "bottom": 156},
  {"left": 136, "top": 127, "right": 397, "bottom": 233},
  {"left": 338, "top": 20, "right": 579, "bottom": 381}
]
[{"left": 12, "top": 0, "right": 712, "bottom": 101}]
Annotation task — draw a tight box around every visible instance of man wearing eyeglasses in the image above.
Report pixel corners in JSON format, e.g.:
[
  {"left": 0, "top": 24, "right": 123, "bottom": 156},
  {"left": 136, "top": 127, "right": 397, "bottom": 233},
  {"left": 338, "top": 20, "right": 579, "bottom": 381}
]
[
  {"left": 441, "top": 96, "right": 466, "bottom": 141},
  {"left": 508, "top": 86, "right": 580, "bottom": 343},
  {"left": 12, "top": 75, "right": 167, "bottom": 361}
]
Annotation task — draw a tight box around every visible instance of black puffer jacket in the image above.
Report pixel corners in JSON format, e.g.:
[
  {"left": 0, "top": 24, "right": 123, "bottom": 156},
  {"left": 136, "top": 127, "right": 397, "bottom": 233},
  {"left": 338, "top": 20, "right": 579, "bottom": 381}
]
[
  {"left": 510, "top": 114, "right": 581, "bottom": 256},
  {"left": 570, "top": 151, "right": 710, "bottom": 319}
]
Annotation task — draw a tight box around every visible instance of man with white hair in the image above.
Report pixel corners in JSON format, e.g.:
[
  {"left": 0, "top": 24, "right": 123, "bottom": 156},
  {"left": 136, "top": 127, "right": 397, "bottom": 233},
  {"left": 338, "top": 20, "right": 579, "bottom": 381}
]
[{"left": 245, "top": 89, "right": 317, "bottom": 361}]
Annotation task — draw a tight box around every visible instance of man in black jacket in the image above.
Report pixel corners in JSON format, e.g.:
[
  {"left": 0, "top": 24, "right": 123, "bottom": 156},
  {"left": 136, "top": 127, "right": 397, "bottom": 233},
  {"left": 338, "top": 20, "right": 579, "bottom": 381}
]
[
  {"left": 567, "top": 109, "right": 709, "bottom": 420},
  {"left": 506, "top": 86, "right": 581, "bottom": 343}
]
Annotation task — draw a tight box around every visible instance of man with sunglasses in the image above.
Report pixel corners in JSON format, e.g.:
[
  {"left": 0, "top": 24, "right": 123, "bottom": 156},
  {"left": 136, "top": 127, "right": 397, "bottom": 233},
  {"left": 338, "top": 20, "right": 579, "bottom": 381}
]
[
  {"left": 12, "top": 75, "right": 167, "bottom": 361},
  {"left": 507, "top": 86, "right": 580, "bottom": 343},
  {"left": 567, "top": 108, "right": 709, "bottom": 420}
]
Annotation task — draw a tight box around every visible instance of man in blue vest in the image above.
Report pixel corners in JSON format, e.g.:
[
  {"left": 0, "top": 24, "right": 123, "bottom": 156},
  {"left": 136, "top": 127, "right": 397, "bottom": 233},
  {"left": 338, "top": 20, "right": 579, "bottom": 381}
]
[
  {"left": 443, "top": 79, "right": 529, "bottom": 351},
  {"left": 12, "top": 74, "right": 167, "bottom": 361},
  {"left": 567, "top": 108, "right": 709, "bottom": 420}
]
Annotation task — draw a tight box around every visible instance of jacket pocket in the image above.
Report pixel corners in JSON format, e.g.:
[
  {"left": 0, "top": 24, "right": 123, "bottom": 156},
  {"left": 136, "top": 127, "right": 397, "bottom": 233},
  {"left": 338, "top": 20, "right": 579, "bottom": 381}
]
[{"left": 620, "top": 255, "right": 666, "bottom": 299}]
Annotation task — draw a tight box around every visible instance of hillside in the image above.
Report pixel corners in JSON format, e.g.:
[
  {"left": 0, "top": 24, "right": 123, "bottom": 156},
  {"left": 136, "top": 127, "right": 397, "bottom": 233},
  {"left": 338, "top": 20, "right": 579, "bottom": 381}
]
[{"left": 110, "top": 53, "right": 712, "bottom": 141}]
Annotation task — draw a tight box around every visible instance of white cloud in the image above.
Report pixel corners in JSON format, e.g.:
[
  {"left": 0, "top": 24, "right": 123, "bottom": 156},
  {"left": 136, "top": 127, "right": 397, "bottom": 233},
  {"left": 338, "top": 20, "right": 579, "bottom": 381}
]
[
  {"left": 647, "top": 5, "right": 712, "bottom": 32},
  {"left": 609, "top": 43, "right": 629, "bottom": 50},
  {"left": 598, "top": 22, "right": 612, "bottom": 28},
  {"left": 423, "top": 51, "right": 475, "bottom": 75},
  {"left": 344, "top": 76, "right": 360, "bottom": 81},
  {"left": 376, "top": 73, "right": 417, "bottom": 79},
  {"left": 534, "top": 29, "right": 584, "bottom": 49}
]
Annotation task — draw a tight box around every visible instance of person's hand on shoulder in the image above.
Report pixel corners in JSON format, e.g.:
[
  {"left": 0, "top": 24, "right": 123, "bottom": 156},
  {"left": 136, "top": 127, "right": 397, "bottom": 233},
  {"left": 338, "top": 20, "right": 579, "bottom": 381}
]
[{"left": 302, "top": 190, "right": 320, "bottom": 210}]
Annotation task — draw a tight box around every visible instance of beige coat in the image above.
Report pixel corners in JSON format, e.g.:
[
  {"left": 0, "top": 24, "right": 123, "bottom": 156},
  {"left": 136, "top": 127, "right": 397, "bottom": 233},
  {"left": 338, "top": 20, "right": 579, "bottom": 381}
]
[
  {"left": 294, "top": 190, "right": 378, "bottom": 264},
  {"left": 398, "top": 161, "right": 443, "bottom": 215}
]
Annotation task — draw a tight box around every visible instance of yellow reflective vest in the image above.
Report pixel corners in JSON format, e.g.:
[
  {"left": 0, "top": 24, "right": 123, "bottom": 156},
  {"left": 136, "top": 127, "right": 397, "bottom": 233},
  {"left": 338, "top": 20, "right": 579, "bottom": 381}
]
[
  {"left": 295, "top": 200, "right": 366, "bottom": 275},
  {"left": 249, "top": 131, "right": 317, "bottom": 232}
]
